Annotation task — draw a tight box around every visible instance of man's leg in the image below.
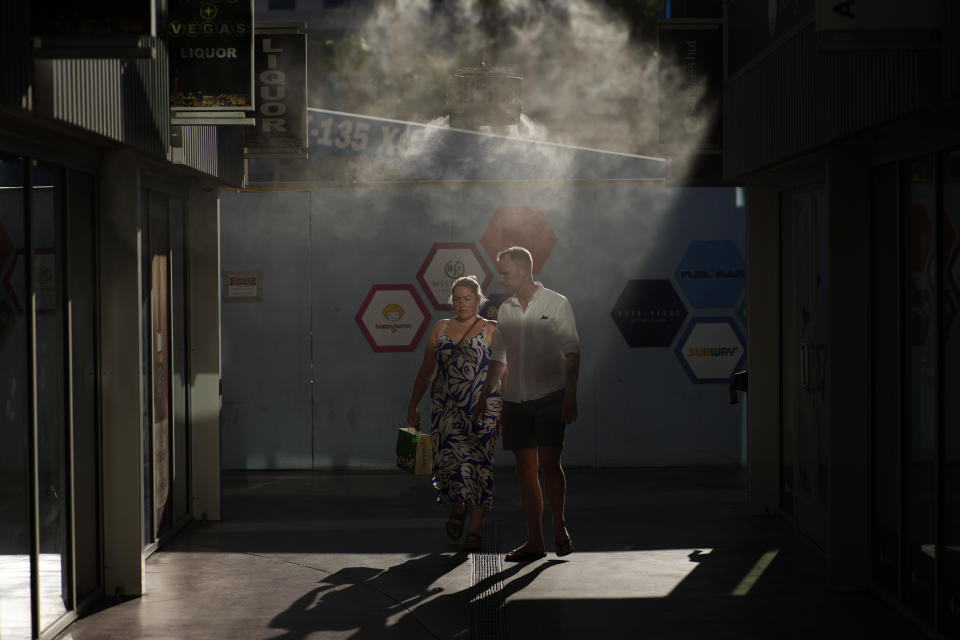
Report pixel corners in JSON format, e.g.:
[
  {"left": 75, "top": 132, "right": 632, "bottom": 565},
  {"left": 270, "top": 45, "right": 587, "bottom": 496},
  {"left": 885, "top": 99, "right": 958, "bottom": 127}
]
[
  {"left": 539, "top": 446, "right": 569, "bottom": 544},
  {"left": 514, "top": 447, "right": 544, "bottom": 552}
]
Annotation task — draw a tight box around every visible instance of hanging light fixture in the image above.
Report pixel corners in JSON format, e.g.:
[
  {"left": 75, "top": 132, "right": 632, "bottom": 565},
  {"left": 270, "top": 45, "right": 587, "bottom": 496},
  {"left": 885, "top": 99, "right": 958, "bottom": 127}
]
[{"left": 447, "top": 2, "right": 523, "bottom": 130}]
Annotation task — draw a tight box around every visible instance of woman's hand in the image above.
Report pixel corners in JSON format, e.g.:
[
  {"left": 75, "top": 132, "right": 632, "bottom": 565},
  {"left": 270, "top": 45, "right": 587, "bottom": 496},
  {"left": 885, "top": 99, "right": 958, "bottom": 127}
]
[{"left": 407, "top": 407, "right": 421, "bottom": 430}]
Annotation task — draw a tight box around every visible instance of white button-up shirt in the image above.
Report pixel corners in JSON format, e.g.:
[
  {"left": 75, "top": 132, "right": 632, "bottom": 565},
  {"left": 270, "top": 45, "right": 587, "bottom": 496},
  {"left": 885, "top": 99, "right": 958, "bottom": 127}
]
[{"left": 491, "top": 284, "right": 580, "bottom": 403}]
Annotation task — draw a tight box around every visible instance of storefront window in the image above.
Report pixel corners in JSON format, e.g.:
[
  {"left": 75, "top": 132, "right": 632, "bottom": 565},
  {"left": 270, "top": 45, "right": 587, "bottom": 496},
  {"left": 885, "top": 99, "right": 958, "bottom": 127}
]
[
  {"left": 0, "top": 156, "right": 31, "bottom": 639},
  {"left": 871, "top": 162, "right": 900, "bottom": 597}
]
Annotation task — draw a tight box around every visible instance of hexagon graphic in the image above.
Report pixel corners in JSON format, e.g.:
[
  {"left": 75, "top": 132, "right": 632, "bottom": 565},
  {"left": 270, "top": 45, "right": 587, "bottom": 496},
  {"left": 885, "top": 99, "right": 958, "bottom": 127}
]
[
  {"left": 480, "top": 206, "right": 557, "bottom": 275},
  {"left": 610, "top": 279, "right": 688, "bottom": 348},
  {"left": 675, "top": 318, "right": 746, "bottom": 384},
  {"left": 674, "top": 240, "right": 745, "bottom": 309},
  {"left": 416, "top": 243, "right": 493, "bottom": 310},
  {"left": 355, "top": 284, "right": 431, "bottom": 353}
]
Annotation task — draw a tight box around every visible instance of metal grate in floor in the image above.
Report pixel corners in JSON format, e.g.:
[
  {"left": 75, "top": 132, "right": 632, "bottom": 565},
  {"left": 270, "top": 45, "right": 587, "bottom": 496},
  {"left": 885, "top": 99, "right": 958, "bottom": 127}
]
[{"left": 470, "top": 520, "right": 506, "bottom": 640}]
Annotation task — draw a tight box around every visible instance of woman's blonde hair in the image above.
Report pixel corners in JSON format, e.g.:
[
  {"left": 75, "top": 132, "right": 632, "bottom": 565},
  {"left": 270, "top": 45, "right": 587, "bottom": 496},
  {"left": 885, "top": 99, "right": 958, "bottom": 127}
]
[{"left": 448, "top": 275, "right": 488, "bottom": 305}]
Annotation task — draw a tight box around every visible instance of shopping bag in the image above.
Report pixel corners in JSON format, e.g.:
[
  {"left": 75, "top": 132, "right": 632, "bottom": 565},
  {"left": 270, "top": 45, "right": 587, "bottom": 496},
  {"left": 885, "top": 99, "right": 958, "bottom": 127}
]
[
  {"left": 414, "top": 430, "right": 434, "bottom": 476},
  {"left": 396, "top": 427, "right": 418, "bottom": 473}
]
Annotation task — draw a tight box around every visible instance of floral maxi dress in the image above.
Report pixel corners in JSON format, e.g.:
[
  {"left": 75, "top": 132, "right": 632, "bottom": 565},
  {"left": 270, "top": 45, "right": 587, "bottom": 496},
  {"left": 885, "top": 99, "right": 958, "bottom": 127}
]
[{"left": 430, "top": 325, "right": 502, "bottom": 508}]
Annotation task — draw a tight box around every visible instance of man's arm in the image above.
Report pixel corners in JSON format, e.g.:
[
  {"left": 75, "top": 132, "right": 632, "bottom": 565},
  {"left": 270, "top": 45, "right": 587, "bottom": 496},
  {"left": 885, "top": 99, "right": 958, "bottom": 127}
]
[{"left": 472, "top": 359, "right": 506, "bottom": 422}]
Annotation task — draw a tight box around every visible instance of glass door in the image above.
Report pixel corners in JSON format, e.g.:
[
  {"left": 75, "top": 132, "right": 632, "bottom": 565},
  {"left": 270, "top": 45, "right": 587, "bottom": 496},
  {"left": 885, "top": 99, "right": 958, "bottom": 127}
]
[
  {"left": 32, "top": 162, "right": 70, "bottom": 632},
  {"left": 0, "top": 156, "right": 31, "bottom": 639},
  {"left": 781, "top": 187, "right": 830, "bottom": 550},
  {"left": 902, "top": 156, "right": 937, "bottom": 625}
]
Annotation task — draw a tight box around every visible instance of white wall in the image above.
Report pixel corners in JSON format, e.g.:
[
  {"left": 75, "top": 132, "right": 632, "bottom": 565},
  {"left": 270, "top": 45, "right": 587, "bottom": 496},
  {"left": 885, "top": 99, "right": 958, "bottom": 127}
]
[{"left": 220, "top": 181, "right": 745, "bottom": 469}]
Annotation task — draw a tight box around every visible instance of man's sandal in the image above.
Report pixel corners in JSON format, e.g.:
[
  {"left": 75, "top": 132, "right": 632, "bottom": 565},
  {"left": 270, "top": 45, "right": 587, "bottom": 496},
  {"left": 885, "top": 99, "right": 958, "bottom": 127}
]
[
  {"left": 462, "top": 532, "right": 482, "bottom": 552},
  {"left": 445, "top": 511, "right": 466, "bottom": 540}
]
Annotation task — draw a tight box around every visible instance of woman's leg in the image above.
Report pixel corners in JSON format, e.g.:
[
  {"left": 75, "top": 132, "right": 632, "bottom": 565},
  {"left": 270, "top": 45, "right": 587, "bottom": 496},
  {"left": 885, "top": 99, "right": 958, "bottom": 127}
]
[{"left": 467, "top": 504, "right": 486, "bottom": 536}]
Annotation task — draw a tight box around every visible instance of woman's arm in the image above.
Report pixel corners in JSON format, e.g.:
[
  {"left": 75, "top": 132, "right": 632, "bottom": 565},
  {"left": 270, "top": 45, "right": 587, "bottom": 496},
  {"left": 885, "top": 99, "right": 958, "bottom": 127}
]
[{"left": 407, "top": 320, "right": 445, "bottom": 428}]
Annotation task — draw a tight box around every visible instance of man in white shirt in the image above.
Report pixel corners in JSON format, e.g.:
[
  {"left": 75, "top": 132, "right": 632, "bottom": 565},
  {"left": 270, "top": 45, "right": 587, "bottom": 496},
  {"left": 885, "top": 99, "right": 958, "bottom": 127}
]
[{"left": 475, "top": 246, "right": 579, "bottom": 561}]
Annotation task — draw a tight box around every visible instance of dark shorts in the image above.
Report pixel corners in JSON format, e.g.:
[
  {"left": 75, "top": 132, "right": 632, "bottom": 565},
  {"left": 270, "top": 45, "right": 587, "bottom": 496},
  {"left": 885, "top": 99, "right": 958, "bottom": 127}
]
[{"left": 501, "top": 390, "right": 566, "bottom": 451}]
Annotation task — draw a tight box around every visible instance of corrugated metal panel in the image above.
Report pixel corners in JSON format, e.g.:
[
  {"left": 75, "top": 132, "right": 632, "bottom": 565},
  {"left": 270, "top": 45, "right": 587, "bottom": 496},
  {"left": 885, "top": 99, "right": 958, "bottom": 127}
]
[
  {"left": 173, "top": 125, "right": 246, "bottom": 186},
  {"left": 32, "top": 36, "right": 168, "bottom": 156},
  {"left": 945, "top": 2, "right": 960, "bottom": 98},
  {"left": 724, "top": 23, "right": 940, "bottom": 178},
  {"left": 217, "top": 127, "right": 246, "bottom": 187},
  {"left": 0, "top": 3, "right": 31, "bottom": 109},
  {"left": 179, "top": 125, "right": 219, "bottom": 176}
]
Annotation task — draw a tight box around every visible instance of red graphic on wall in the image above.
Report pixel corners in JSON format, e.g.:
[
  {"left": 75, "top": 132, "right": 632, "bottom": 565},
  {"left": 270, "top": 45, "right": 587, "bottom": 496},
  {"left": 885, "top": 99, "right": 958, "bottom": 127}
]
[
  {"left": 480, "top": 206, "right": 558, "bottom": 275},
  {"left": 416, "top": 242, "right": 492, "bottom": 310}
]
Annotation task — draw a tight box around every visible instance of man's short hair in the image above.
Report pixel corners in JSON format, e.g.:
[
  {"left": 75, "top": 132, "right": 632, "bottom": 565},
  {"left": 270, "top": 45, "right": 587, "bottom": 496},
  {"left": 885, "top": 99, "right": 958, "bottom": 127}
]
[{"left": 497, "top": 246, "right": 533, "bottom": 271}]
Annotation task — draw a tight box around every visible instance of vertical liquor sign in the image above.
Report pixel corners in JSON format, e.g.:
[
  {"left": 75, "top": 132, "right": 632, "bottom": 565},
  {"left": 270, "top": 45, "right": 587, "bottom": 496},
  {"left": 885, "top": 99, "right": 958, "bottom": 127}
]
[
  {"left": 168, "top": 0, "right": 253, "bottom": 113},
  {"left": 244, "top": 24, "right": 308, "bottom": 158},
  {"left": 657, "top": 21, "right": 723, "bottom": 151}
]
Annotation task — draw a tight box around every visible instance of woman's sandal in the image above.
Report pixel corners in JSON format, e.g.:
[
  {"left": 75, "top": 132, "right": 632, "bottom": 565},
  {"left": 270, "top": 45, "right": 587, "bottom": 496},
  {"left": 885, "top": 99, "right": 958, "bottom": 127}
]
[
  {"left": 445, "top": 511, "right": 467, "bottom": 540},
  {"left": 462, "top": 532, "right": 482, "bottom": 552},
  {"left": 504, "top": 546, "right": 546, "bottom": 562}
]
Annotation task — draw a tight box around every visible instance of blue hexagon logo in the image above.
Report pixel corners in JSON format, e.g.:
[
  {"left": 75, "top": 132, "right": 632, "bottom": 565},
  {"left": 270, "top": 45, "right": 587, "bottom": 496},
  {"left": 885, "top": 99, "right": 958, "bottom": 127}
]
[
  {"left": 675, "top": 240, "right": 745, "bottom": 309},
  {"left": 611, "top": 279, "right": 688, "bottom": 348},
  {"left": 674, "top": 317, "right": 746, "bottom": 384}
]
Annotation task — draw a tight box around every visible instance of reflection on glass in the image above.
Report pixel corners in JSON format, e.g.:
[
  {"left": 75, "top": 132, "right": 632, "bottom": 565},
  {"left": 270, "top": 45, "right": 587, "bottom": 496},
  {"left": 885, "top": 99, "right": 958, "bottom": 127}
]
[
  {"left": 870, "top": 163, "right": 900, "bottom": 596},
  {"left": 150, "top": 191, "right": 172, "bottom": 538},
  {"left": 903, "top": 156, "right": 936, "bottom": 624},
  {"left": 0, "top": 157, "right": 31, "bottom": 639},
  {"left": 171, "top": 196, "right": 190, "bottom": 523},
  {"left": 32, "top": 163, "right": 69, "bottom": 630},
  {"left": 943, "top": 150, "right": 960, "bottom": 635}
]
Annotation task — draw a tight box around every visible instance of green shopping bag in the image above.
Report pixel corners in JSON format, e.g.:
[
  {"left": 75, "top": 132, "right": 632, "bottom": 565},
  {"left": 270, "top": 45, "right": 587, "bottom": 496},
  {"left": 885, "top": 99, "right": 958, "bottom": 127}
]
[
  {"left": 396, "top": 427, "right": 433, "bottom": 475},
  {"left": 396, "top": 427, "right": 418, "bottom": 473}
]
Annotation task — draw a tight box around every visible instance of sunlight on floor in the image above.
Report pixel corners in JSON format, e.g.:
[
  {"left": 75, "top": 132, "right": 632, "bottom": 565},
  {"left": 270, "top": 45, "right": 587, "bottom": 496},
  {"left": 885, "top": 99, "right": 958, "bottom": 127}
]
[
  {"left": 0, "top": 554, "right": 67, "bottom": 640},
  {"left": 499, "top": 549, "right": 714, "bottom": 600},
  {"left": 731, "top": 549, "right": 779, "bottom": 596}
]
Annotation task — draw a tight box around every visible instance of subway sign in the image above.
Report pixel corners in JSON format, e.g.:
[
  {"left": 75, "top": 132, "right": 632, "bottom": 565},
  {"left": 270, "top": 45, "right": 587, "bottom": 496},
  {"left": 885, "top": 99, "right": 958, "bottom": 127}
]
[{"left": 674, "top": 317, "right": 746, "bottom": 384}]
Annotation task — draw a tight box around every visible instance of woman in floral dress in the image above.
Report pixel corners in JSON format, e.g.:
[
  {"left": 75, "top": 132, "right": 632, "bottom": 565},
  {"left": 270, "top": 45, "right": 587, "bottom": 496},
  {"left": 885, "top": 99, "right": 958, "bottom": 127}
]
[{"left": 406, "top": 276, "right": 503, "bottom": 552}]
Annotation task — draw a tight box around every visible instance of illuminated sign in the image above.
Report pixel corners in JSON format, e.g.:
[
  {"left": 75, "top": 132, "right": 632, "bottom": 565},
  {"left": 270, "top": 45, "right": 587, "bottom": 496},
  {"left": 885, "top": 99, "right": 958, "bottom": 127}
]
[
  {"left": 610, "top": 279, "right": 688, "bottom": 348},
  {"left": 675, "top": 240, "right": 745, "bottom": 309},
  {"left": 244, "top": 24, "right": 308, "bottom": 158},
  {"left": 169, "top": 0, "right": 253, "bottom": 110},
  {"left": 675, "top": 318, "right": 746, "bottom": 384},
  {"left": 480, "top": 206, "right": 557, "bottom": 275},
  {"left": 355, "top": 284, "right": 431, "bottom": 352},
  {"left": 416, "top": 243, "right": 492, "bottom": 310}
]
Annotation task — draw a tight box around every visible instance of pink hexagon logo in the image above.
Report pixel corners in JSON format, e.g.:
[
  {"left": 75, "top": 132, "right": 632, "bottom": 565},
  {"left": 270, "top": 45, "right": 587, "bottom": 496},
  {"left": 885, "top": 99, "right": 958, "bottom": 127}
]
[
  {"left": 416, "top": 242, "right": 492, "bottom": 310},
  {"left": 480, "top": 206, "right": 558, "bottom": 275},
  {"left": 355, "top": 284, "right": 431, "bottom": 352}
]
